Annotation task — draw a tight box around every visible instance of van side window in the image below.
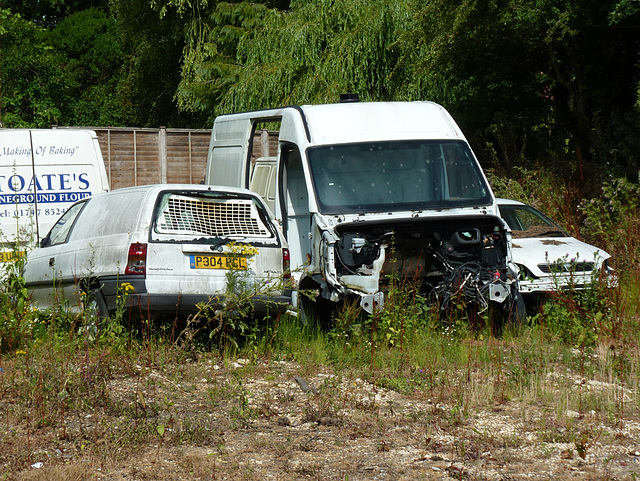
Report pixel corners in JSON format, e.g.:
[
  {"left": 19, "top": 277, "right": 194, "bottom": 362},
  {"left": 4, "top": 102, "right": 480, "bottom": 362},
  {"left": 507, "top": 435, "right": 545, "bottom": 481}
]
[{"left": 42, "top": 201, "right": 87, "bottom": 247}]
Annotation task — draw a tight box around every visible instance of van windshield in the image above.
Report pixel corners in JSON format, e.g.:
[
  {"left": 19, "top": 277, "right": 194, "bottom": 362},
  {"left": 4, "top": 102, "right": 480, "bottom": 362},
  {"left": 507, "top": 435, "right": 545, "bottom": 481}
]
[{"left": 308, "top": 140, "right": 491, "bottom": 214}]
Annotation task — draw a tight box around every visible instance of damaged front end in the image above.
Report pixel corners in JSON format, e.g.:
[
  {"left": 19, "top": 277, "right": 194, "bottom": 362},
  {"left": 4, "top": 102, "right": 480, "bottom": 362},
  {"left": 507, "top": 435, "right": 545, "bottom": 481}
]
[
  {"left": 307, "top": 213, "right": 518, "bottom": 316},
  {"left": 301, "top": 138, "right": 521, "bottom": 319}
]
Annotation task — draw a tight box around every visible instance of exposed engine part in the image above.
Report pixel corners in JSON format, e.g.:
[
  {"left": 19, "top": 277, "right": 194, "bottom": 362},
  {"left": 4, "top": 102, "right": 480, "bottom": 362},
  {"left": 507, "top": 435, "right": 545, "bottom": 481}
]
[
  {"left": 432, "top": 262, "right": 510, "bottom": 314},
  {"left": 332, "top": 216, "right": 514, "bottom": 311},
  {"left": 336, "top": 233, "right": 381, "bottom": 270}
]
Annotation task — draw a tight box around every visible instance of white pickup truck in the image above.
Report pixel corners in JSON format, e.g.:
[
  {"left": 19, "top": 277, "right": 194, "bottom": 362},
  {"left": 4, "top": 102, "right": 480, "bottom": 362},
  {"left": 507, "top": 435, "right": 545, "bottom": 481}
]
[{"left": 204, "top": 96, "right": 523, "bottom": 321}]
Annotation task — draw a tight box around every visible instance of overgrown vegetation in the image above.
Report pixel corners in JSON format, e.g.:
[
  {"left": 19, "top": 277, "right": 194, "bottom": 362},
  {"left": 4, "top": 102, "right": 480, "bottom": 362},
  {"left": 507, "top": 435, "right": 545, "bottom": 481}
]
[
  {"left": 1, "top": 173, "right": 639, "bottom": 478},
  {"left": 1, "top": 0, "right": 639, "bottom": 476}
]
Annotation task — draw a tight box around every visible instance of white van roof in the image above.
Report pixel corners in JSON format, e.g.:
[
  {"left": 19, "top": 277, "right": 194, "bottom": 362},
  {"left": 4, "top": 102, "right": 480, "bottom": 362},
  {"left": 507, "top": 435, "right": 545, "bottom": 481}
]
[
  {"left": 212, "top": 100, "right": 467, "bottom": 148},
  {"left": 298, "top": 101, "right": 465, "bottom": 145}
]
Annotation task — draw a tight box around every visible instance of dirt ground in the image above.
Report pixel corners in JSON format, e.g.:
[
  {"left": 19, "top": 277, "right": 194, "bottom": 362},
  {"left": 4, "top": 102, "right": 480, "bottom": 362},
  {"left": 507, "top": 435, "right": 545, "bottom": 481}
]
[{"left": 3, "top": 356, "right": 640, "bottom": 480}]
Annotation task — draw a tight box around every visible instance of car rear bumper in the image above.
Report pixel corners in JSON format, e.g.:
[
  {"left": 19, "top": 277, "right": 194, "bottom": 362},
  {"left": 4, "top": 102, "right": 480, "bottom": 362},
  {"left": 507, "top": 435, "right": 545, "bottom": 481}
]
[{"left": 122, "top": 292, "right": 292, "bottom": 317}]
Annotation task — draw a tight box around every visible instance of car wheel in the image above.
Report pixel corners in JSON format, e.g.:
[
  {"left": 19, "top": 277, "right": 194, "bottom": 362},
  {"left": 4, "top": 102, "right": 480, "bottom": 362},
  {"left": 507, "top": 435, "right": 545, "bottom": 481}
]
[
  {"left": 490, "top": 288, "right": 526, "bottom": 335},
  {"left": 84, "top": 289, "right": 109, "bottom": 329}
]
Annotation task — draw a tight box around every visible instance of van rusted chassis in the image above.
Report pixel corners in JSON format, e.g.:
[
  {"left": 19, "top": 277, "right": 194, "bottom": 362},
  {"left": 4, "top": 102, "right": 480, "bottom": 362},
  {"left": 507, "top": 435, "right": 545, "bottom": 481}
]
[{"left": 301, "top": 212, "right": 520, "bottom": 319}]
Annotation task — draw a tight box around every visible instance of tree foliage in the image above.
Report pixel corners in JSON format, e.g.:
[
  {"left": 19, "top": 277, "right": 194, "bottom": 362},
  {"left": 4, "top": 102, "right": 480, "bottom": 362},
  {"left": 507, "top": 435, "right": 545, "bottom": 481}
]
[
  {"left": 0, "top": 0, "right": 205, "bottom": 127},
  {"left": 392, "top": 0, "right": 640, "bottom": 177},
  {"left": 173, "top": 0, "right": 638, "bottom": 188},
  {"left": 111, "top": 0, "right": 208, "bottom": 127},
  {"left": 0, "top": 9, "right": 66, "bottom": 127},
  {"left": 0, "top": 0, "right": 108, "bottom": 25},
  {"left": 1, "top": 0, "right": 639, "bottom": 187}
]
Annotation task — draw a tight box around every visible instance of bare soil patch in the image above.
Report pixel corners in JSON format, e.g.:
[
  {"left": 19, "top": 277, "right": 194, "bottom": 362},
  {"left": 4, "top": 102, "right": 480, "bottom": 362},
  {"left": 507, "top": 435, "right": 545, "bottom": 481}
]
[{"left": 2, "top": 356, "right": 640, "bottom": 480}]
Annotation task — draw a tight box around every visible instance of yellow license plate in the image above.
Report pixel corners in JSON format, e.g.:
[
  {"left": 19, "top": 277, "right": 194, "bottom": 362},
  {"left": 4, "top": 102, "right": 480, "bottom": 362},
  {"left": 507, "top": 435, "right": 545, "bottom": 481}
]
[
  {"left": 189, "top": 255, "right": 248, "bottom": 270},
  {"left": 0, "top": 251, "right": 25, "bottom": 263}
]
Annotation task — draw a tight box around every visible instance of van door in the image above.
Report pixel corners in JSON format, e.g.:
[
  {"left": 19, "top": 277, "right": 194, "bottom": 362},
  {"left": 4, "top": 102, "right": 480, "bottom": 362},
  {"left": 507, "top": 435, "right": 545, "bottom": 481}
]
[
  {"left": 249, "top": 157, "right": 277, "bottom": 212},
  {"left": 23, "top": 200, "right": 89, "bottom": 311},
  {"left": 278, "top": 145, "right": 311, "bottom": 273}
]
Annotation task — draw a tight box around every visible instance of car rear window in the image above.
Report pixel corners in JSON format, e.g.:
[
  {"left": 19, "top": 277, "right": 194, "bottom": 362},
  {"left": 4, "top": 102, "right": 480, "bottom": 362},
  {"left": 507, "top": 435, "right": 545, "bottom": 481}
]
[
  {"left": 151, "top": 191, "right": 276, "bottom": 242},
  {"left": 69, "top": 190, "right": 148, "bottom": 240}
]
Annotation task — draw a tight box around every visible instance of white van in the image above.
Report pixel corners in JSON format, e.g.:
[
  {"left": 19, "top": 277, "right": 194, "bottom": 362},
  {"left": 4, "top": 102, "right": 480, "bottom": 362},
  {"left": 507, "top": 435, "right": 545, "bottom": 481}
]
[
  {"left": 205, "top": 97, "right": 523, "bottom": 320},
  {"left": 22, "top": 184, "right": 291, "bottom": 318},
  {"left": 0, "top": 129, "right": 109, "bottom": 259}
]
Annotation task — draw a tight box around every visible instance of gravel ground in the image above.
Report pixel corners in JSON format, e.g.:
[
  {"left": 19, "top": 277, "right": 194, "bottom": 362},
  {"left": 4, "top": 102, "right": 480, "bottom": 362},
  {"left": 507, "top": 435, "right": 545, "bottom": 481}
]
[{"left": 3, "top": 356, "right": 640, "bottom": 480}]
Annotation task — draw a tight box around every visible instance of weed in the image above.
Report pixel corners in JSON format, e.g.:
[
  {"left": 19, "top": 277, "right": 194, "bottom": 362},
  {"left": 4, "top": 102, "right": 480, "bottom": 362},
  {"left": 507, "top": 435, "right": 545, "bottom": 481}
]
[
  {"left": 0, "top": 244, "right": 38, "bottom": 352},
  {"left": 579, "top": 177, "right": 640, "bottom": 259}
]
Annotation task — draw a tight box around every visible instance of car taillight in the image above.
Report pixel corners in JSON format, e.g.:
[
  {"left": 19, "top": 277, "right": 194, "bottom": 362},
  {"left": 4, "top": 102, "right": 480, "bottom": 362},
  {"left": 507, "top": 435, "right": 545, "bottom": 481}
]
[
  {"left": 124, "top": 243, "right": 147, "bottom": 275},
  {"left": 283, "top": 248, "right": 291, "bottom": 279}
]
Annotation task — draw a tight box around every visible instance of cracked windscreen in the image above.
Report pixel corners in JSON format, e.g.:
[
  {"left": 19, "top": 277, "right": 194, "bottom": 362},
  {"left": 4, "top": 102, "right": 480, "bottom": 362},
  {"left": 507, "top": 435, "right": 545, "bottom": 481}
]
[{"left": 308, "top": 140, "right": 491, "bottom": 213}]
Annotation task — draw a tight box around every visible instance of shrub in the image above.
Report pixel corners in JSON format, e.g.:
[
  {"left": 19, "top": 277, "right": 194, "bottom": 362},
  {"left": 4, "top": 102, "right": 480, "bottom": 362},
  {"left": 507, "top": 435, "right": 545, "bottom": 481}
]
[{"left": 578, "top": 176, "right": 640, "bottom": 267}]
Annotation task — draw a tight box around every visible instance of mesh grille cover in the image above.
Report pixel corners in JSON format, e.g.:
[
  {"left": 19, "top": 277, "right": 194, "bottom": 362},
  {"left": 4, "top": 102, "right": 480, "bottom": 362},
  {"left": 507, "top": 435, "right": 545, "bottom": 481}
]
[
  {"left": 156, "top": 195, "right": 272, "bottom": 238},
  {"left": 537, "top": 262, "right": 594, "bottom": 274}
]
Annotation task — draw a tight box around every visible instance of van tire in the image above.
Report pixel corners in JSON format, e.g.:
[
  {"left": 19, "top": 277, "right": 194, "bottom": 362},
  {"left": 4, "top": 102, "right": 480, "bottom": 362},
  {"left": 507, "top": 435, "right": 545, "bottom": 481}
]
[
  {"left": 492, "top": 289, "right": 526, "bottom": 335},
  {"left": 299, "top": 294, "right": 335, "bottom": 329},
  {"left": 299, "top": 294, "right": 320, "bottom": 326},
  {"left": 509, "top": 291, "right": 527, "bottom": 328}
]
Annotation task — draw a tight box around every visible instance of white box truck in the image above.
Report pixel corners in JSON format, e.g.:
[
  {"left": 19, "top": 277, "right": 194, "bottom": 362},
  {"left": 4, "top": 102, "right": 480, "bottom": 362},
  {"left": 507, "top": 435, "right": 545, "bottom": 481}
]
[
  {"left": 205, "top": 96, "right": 523, "bottom": 321},
  {"left": 0, "top": 129, "right": 110, "bottom": 259}
]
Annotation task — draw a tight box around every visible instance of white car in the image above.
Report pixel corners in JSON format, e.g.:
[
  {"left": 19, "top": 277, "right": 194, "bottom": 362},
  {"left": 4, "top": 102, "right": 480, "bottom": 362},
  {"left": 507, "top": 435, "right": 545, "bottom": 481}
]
[
  {"left": 497, "top": 199, "right": 613, "bottom": 295},
  {"left": 23, "top": 184, "right": 291, "bottom": 319}
]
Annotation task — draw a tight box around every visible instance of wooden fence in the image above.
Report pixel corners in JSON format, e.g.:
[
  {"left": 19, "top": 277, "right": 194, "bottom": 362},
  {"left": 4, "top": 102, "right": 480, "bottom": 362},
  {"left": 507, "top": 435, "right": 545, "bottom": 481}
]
[
  {"left": 58, "top": 127, "right": 212, "bottom": 190},
  {"left": 58, "top": 126, "right": 279, "bottom": 191}
]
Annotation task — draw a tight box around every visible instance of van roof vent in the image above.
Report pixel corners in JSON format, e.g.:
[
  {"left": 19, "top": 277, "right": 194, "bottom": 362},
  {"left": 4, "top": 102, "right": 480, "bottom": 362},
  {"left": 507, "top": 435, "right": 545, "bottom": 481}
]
[
  {"left": 339, "top": 93, "right": 360, "bottom": 103},
  {"left": 156, "top": 195, "right": 272, "bottom": 238}
]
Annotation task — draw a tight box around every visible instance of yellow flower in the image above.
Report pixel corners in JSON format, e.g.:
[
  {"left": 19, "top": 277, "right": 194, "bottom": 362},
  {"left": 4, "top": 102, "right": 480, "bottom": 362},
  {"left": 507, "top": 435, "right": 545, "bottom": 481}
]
[
  {"left": 227, "top": 241, "right": 258, "bottom": 257},
  {"left": 15, "top": 349, "right": 26, "bottom": 355},
  {"left": 120, "top": 282, "right": 135, "bottom": 292}
]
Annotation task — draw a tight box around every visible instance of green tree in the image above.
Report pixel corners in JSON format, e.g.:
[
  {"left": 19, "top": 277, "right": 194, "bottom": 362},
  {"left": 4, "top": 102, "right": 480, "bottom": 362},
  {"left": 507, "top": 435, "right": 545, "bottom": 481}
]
[
  {"left": 0, "top": 7, "right": 129, "bottom": 127},
  {"left": 405, "top": 0, "right": 640, "bottom": 182},
  {"left": 223, "top": 0, "right": 412, "bottom": 112},
  {"left": 0, "top": 1, "right": 202, "bottom": 128},
  {"left": 0, "top": 9, "right": 71, "bottom": 127},
  {"left": 112, "top": 0, "right": 208, "bottom": 127},
  {"left": 157, "top": 0, "right": 412, "bottom": 120},
  {"left": 170, "top": 0, "right": 639, "bottom": 185},
  {"left": 48, "top": 8, "right": 125, "bottom": 125},
  {"left": 0, "top": 0, "right": 108, "bottom": 25},
  {"left": 149, "top": 0, "right": 291, "bottom": 120}
]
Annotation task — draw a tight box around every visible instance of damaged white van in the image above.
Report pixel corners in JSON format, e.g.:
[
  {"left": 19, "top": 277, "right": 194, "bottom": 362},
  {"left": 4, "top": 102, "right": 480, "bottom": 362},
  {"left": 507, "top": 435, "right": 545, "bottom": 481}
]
[{"left": 205, "top": 96, "right": 522, "bottom": 320}]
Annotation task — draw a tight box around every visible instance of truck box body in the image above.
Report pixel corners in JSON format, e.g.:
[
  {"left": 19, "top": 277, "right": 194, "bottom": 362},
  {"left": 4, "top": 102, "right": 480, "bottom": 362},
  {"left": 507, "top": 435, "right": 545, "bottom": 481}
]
[
  {"left": 0, "top": 129, "right": 109, "bottom": 253},
  {"left": 205, "top": 100, "right": 521, "bottom": 318}
]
